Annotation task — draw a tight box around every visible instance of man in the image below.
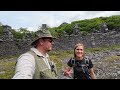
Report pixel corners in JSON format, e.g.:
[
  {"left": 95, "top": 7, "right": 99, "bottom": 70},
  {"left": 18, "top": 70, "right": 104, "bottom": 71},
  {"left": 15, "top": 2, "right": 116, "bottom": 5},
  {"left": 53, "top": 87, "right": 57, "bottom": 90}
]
[{"left": 12, "top": 24, "right": 57, "bottom": 79}]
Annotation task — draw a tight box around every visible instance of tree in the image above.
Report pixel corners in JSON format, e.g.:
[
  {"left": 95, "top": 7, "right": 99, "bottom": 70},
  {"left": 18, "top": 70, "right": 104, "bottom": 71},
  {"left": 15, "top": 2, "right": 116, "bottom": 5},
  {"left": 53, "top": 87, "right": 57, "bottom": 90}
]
[{"left": 19, "top": 27, "right": 30, "bottom": 34}]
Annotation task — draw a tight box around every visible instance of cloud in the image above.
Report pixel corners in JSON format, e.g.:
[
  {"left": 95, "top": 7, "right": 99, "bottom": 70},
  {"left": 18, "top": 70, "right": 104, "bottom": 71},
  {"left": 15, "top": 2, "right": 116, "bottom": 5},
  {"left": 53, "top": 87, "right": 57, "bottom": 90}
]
[{"left": 0, "top": 11, "right": 120, "bottom": 31}]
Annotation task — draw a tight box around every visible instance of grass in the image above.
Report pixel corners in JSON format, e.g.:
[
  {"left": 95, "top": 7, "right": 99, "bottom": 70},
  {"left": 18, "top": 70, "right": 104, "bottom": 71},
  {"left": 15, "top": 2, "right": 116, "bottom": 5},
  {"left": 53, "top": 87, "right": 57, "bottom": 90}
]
[
  {"left": 49, "top": 50, "right": 74, "bottom": 69},
  {"left": 0, "top": 44, "right": 120, "bottom": 79},
  {"left": 103, "top": 56, "right": 120, "bottom": 63},
  {"left": 0, "top": 55, "right": 19, "bottom": 61},
  {"left": 0, "top": 60, "right": 16, "bottom": 79},
  {"left": 85, "top": 44, "right": 120, "bottom": 53}
]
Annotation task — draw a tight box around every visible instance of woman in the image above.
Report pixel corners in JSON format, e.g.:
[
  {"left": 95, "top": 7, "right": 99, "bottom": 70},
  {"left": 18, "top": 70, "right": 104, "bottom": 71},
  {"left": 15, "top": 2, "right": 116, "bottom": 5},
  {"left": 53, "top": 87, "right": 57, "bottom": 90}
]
[{"left": 64, "top": 43, "right": 96, "bottom": 79}]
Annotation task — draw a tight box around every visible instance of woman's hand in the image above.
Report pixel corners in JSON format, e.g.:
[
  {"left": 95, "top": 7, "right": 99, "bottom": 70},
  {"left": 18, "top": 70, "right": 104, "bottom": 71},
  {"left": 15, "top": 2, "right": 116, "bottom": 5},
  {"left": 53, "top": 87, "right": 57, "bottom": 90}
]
[{"left": 64, "top": 67, "right": 71, "bottom": 76}]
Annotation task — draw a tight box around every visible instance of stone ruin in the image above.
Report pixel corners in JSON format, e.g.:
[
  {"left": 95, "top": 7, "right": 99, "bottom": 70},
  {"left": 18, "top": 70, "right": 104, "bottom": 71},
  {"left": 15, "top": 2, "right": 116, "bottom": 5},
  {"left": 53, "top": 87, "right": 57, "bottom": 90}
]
[
  {"left": 64, "top": 23, "right": 80, "bottom": 37},
  {"left": 92, "top": 28, "right": 100, "bottom": 33},
  {"left": 0, "top": 25, "right": 33, "bottom": 56},
  {"left": 92, "top": 22, "right": 109, "bottom": 33},
  {"left": 23, "top": 32, "right": 33, "bottom": 41},
  {"left": 41, "top": 24, "right": 48, "bottom": 30},
  {"left": 72, "top": 23, "right": 80, "bottom": 35},
  {"left": 99, "top": 22, "right": 108, "bottom": 33},
  {"left": 0, "top": 23, "right": 120, "bottom": 56},
  {"left": 1, "top": 25, "right": 14, "bottom": 41},
  {"left": 54, "top": 22, "right": 120, "bottom": 50}
]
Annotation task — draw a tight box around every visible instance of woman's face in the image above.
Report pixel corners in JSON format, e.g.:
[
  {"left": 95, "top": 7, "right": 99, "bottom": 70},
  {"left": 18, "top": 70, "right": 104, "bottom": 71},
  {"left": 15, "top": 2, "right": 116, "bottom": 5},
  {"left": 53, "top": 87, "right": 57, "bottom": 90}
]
[{"left": 75, "top": 45, "right": 84, "bottom": 58}]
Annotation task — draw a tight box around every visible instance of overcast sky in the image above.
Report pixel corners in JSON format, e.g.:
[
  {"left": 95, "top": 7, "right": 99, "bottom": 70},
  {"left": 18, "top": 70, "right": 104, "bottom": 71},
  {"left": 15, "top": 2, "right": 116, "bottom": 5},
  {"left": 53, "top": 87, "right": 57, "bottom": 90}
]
[{"left": 0, "top": 11, "right": 120, "bottom": 31}]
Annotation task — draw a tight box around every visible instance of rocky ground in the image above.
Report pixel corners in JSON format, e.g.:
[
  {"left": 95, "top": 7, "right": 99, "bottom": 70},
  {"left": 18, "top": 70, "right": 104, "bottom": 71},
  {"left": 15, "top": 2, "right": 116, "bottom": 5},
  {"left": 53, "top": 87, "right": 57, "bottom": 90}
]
[
  {"left": 0, "top": 50, "right": 120, "bottom": 79},
  {"left": 57, "top": 50, "right": 120, "bottom": 79}
]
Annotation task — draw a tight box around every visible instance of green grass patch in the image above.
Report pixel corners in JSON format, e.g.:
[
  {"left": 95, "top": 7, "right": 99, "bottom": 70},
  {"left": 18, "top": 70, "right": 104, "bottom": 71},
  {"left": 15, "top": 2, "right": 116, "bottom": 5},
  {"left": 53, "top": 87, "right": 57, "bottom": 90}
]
[
  {"left": 0, "top": 55, "right": 19, "bottom": 60},
  {"left": 103, "top": 56, "right": 120, "bottom": 63},
  {"left": 0, "top": 60, "right": 16, "bottom": 79},
  {"left": 85, "top": 44, "right": 120, "bottom": 53},
  {"left": 49, "top": 50, "right": 73, "bottom": 69}
]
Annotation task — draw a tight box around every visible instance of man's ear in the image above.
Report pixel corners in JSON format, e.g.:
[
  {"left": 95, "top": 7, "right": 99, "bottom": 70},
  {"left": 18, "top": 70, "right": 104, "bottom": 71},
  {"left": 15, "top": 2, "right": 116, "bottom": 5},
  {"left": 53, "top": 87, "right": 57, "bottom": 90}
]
[{"left": 39, "top": 39, "right": 43, "bottom": 45}]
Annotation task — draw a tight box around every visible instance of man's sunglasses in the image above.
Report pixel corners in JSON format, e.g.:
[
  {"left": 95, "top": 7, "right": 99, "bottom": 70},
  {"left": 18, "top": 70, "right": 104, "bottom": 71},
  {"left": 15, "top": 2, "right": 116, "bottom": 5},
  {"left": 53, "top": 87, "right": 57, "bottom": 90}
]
[
  {"left": 47, "top": 39, "right": 53, "bottom": 43},
  {"left": 42, "top": 38, "right": 54, "bottom": 43}
]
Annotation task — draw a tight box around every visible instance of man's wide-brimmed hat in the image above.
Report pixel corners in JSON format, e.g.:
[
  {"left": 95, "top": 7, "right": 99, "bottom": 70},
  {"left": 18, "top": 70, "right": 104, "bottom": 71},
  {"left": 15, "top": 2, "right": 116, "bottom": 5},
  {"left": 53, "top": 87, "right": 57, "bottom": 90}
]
[{"left": 31, "top": 24, "right": 55, "bottom": 45}]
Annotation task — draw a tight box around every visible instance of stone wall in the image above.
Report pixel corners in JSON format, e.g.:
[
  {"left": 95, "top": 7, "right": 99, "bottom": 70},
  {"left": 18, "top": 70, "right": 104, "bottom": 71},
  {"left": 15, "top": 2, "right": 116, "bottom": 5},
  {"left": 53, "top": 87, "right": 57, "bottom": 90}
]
[
  {"left": 0, "top": 41, "right": 19, "bottom": 56},
  {"left": 54, "top": 31, "right": 120, "bottom": 50},
  {"left": 0, "top": 40, "right": 32, "bottom": 57},
  {"left": 0, "top": 31, "right": 120, "bottom": 57}
]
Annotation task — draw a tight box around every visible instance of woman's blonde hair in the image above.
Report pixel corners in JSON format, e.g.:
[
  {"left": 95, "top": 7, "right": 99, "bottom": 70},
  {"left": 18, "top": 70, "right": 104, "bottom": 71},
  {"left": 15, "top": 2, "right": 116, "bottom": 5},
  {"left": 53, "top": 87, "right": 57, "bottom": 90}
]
[{"left": 74, "top": 43, "right": 85, "bottom": 59}]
